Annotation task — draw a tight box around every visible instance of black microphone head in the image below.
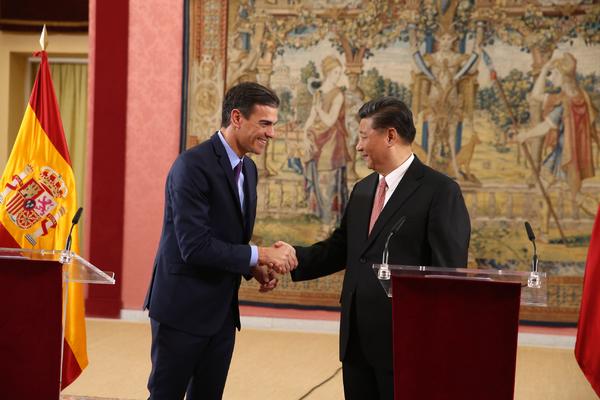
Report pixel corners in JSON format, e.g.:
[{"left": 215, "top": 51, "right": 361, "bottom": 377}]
[
  {"left": 72, "top": 207, "right": 83, "bottom": 224},
  {"left": 524, "top": 221, "right": 535, "bottom": 241},
  {"left": 392, "top": 216, "right": 406, "bottom": 234}
]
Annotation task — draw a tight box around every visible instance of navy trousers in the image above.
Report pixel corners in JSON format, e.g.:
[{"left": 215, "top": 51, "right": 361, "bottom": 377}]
[{"left": 148, "top": 311, "right": 236, "bottom": 400}]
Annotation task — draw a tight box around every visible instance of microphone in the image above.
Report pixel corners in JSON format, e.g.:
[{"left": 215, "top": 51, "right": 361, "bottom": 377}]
[
  {"left": 524, "top": 221, "right": 538, "bottom": 273},
  {"left": 378, "top": 216, "right": 406, "bottom": 280},
  {"left": 524, "top": 221, "right": 542, "bottom": 289},
  {"left": 524, "top": 221, "right": 535, "bottom": 241},
  {"left": 60, "top": 207, "right": 83, "bottom": 263}
]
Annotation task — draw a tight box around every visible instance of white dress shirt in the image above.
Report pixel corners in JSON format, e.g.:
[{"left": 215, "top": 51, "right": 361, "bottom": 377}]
[{"left": 379, "top": 153, "right": 415, "bottom": 208}]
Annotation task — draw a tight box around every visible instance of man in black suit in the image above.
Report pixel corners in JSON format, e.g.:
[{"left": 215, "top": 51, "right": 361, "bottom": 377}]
[
  {"left": 144, "top": 82, "right": 297, "bottom": 400},
  {"left": 289, "top": 97, "right": 471, "bottom": 399}
]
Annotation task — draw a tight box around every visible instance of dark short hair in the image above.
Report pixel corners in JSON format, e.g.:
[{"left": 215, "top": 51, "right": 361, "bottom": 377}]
[
  {"left": 221, "top": 82, "right": 280, "bottom": 127},
  {"left": 358, "top": 97, "right": 416, "bottom": 144}
]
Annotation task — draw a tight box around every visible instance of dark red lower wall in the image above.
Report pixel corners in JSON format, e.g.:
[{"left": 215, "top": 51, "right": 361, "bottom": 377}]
[{"left": 86, "top": 0, "right": 128, "bottom": 317}]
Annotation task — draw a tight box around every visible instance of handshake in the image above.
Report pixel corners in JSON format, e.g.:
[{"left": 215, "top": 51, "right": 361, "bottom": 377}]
[{"left": 251, "top": 241, "right": 298, "bottom": 293}]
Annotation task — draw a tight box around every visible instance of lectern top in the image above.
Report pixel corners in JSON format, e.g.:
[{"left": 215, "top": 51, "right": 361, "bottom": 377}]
[
  {"left": 372, "top": 264, "right": 547, "bottom": 306},
  {"left": 0, "top": 247, "right": 115, "bottom": 284}
]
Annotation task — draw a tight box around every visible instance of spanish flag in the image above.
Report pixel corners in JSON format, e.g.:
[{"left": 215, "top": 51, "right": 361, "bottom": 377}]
[{"left": 0, "top": 51, "right": 87, "bottom": 388}]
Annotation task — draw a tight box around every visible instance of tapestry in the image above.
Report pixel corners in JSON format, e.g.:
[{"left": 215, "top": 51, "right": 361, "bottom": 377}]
[{"left": 184, "top": 0, "right": 600, "bottom": 323}]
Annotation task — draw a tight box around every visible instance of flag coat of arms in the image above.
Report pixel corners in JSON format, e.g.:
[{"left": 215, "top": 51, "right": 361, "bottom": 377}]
[{"left": 0, "top": 51, "right": 87, "bottom": 388}]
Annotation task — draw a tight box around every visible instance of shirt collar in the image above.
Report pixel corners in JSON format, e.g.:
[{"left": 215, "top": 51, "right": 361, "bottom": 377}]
[
  {"left": 217, "top": 131, "right": 243, "bottom": 169},
  {"left": 380, "top": 153, "right": 415, "bottom": 189}
]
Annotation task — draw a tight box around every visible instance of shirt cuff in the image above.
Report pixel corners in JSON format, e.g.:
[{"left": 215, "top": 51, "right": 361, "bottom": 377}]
[{"left": 249, "top": 245, "right": 258, "bottom": 267}]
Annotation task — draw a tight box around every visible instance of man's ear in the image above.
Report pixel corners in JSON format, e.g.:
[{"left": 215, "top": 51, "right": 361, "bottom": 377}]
[
  {"left": 230, "top": 109, "right": 242, "bottom": 129},
  {"left": 387, "top": 128, "right": 397, "bottom": 145}
]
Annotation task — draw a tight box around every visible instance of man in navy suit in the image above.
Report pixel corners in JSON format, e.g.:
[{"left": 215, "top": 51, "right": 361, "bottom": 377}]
[
  {"left": 289, "top": 97, "right": 471, "bottom": 399},
  {"left": 144, "top": 82, "right": 297, "bottom": 399}
]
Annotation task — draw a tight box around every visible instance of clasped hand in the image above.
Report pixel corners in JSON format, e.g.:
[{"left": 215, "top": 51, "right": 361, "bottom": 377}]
[
  {"left": 251, "top": 265, "right": 278, "bottom": 293},
  {"left": 253, "top": 241, "right": 297, "bottom": 292},
  {"left": 258, "top": 241, "right": 298, "bottom": 274}
]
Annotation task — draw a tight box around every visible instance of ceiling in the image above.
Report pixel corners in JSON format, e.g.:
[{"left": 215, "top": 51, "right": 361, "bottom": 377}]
[{"left": 0, "top": 0, "right": 88, "bottom": 32}]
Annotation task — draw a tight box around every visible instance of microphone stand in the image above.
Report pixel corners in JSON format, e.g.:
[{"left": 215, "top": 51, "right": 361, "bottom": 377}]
[
  {"left": 59, "top": 207, "right": 83, "bottom": 264},
  {"left": 378, "top": 216, "right": 406, "bottom": 280},
  {"left": 378, "top": 235, "right": 393, "bottom": 280},
  {"left": 524, "top": 221, "right": 541, "bottom": 288}
]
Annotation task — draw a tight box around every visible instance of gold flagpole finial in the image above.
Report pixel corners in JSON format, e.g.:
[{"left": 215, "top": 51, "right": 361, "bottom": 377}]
[{"left": 39, "top": 25, "right": 48, "bottom": 51}]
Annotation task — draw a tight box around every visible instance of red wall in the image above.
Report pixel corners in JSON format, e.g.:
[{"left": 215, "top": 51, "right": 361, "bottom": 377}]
[
  {"left": 86, "top": 0, "right": 182, "bottom": 315},
  {"left": 122, "top": 0, "right": 182, "bottom": 310}
]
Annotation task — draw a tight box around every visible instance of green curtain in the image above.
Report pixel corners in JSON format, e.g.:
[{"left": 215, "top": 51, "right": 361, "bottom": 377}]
[
  {"left": 48, "top": 63, "right": 88, "bottom": 213},
  {"left": 30, "top": 61, "right": 88, "bottom": 248}
]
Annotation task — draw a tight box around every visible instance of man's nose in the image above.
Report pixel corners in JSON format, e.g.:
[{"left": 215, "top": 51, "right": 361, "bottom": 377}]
[{"left": 265, "top": 126, "right": 275, "bottom": 138}]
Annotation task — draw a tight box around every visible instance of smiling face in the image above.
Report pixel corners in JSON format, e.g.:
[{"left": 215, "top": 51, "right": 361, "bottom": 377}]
[
  {"left": 231, "top": 104, "right": 278, "bottom": 156},
  {"left": 356, "top": 117, "right": 389, "bottom": 172}
]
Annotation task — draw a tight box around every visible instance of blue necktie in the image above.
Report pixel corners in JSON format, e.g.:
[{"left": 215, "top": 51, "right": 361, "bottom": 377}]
[
  {"left": 233, "top": 161, "right": 244, "bottom": 215},
  {"left": 233, "top": 161, "right": 242, "bottom": 184}
]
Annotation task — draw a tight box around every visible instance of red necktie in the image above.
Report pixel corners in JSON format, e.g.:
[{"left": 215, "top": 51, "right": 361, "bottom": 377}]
[{"left": 369, "top": 178, "right": 388, "bottom": 234}]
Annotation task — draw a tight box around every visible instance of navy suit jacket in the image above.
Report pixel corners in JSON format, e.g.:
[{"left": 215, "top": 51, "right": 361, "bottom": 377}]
[
  {"left": 144, "top": 133, "right": 257, "bottom": 336},
  {"left": 292, "top": 156, "right": 471, "bottom": 370}
]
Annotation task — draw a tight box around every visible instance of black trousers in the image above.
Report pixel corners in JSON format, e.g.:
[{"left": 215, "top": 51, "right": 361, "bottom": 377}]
[
  {"left": 342, "top": 304, "right": 394, "bottom": 400},
  {"left": 148, "top": 311, "right": 236, "bottom": 400}
]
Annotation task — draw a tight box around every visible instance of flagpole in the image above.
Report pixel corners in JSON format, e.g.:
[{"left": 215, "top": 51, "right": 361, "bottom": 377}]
[
  {"left": 39, "top": 24, "right": 66, "bottom": 392},
  {"left": 40, "top": 24, "right": 48, "bottom": 52},
  {"left": 481, "top": 50, "right": 567, "bottom": 244}
]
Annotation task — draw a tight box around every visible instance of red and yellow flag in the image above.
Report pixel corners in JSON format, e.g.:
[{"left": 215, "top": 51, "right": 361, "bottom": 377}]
[{"left": 0, "top": 51, "right": 87, "bottom": 388}]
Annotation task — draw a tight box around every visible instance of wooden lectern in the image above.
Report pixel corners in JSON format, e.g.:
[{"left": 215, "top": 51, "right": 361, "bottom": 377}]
[
  {"left": 372, "top": 264, "right": 547, "bottom": 400},
  {"left": 0, "top": 247, "right": 115, "bottom": 399}
]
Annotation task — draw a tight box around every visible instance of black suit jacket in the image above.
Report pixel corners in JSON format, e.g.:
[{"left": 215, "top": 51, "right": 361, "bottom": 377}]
[
  {"left": 292, "top": 156, "right": 471, "bottom": 370},
  {"left": 144, "top": 133, "right": 257, "bottom": 336}
]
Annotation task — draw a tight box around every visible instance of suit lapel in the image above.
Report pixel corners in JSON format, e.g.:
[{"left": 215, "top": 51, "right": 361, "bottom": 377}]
[
  {"left": 361, "top": 157, "right": 425, "bottom": 254},
  {"left": 211, "top": 133, "right": 244, "bottom": 224},
  {"left": 243, "top": 159, "right": 257, "bottom": 241},
  {"left": 354, "top": 173, "right": 379, "bottom": 244}
]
